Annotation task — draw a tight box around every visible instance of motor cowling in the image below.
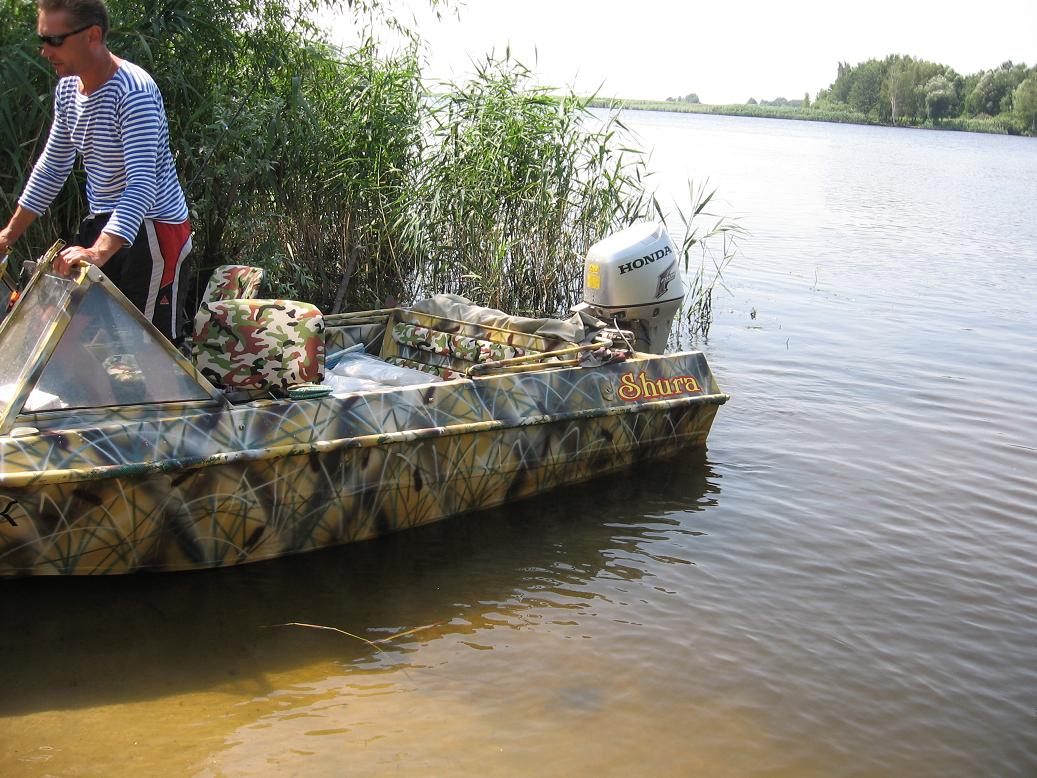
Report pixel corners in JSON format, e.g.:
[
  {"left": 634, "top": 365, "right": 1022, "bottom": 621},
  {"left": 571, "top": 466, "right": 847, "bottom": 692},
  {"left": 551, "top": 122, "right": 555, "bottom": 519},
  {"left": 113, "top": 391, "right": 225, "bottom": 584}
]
[{"left": 578, "top": 222, "right": 683, "bottom": 354}]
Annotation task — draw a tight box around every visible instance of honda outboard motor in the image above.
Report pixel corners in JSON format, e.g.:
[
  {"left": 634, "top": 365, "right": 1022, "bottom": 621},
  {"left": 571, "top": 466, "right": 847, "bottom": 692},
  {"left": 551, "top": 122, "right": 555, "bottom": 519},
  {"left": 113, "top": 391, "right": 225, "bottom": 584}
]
[{"left": 576, "top": 222, "right": 683, "bottom": 354}]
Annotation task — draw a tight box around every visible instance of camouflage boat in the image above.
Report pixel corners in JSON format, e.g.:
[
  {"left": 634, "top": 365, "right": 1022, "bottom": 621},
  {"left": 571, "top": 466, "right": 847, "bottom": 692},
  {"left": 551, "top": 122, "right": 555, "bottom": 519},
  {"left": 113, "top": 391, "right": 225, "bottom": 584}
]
[{"left": 0, "top": 225, "right": 726, "bottom": 575}]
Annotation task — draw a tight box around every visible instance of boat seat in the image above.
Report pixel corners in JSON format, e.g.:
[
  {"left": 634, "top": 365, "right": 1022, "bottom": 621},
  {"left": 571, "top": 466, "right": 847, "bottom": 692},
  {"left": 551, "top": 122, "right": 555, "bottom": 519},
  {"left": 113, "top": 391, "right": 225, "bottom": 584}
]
[
  {"left": 192, "top": 298, "right": 325, "bottom": 392},
  {"left": 379, "top": 308, "right": 563, "bottom": 380},
  {"left": 200, "top": 264, "right": 265, "bottom": 304}
]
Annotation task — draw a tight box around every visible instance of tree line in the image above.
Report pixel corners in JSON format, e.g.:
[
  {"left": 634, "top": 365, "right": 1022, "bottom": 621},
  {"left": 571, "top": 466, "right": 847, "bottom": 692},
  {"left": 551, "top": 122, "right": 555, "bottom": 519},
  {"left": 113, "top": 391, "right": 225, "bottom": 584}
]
[
  {"left": 814, "top": 55, "right": 1037, "bottom": 132},
  {"left": 668, "top": 56, "right": 1037, "bottom": 135}
]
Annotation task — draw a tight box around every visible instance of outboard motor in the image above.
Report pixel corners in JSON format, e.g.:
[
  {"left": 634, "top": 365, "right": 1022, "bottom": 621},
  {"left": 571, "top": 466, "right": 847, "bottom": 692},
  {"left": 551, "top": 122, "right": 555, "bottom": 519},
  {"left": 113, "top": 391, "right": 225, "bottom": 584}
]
[{"left": 576, "top": 222, "right": 684, "bottom": 354}]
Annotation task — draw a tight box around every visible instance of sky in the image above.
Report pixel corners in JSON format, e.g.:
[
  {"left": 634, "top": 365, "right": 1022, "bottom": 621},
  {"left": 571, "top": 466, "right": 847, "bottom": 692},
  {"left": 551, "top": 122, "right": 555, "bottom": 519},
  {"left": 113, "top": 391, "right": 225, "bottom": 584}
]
[{"left": 331, "top": 0, "right": 1037, "bottom": 103}]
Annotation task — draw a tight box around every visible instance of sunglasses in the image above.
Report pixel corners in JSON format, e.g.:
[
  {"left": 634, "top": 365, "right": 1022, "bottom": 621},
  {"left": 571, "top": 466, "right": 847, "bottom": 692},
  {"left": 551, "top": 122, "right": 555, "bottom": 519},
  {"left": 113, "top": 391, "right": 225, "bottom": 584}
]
[{"left": 38, "top": 23, "right": 94, "bottom": 47}]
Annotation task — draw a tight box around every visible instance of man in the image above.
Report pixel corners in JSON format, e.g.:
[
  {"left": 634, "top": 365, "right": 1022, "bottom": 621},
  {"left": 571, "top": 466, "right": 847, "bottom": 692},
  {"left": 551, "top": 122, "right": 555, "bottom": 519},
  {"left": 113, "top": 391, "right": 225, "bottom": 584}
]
[{"left": 0, "top": 0, "right": 192, "bottom": 342}]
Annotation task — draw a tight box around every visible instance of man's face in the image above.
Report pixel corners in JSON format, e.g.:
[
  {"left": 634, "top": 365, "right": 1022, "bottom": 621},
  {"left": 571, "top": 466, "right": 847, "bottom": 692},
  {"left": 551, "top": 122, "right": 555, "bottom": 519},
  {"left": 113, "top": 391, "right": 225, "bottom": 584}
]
[{"left": 37, "top": 9, "right": 97, "bottom": 78}]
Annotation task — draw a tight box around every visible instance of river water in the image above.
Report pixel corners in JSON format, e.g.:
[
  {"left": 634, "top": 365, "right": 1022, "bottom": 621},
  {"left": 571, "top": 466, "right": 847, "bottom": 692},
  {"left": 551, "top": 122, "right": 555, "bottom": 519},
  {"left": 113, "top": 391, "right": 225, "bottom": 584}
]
[{"left": 1, "top": 114, "right": 1035, "bottom": 776}]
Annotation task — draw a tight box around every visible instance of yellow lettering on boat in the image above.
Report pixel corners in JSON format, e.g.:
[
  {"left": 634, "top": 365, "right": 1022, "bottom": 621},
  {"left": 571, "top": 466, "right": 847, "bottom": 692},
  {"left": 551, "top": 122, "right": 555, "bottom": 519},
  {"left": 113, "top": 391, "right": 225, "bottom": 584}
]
[
  {"left": 616, "top": 371, "right": 700, "bottom": 402},
  {"left": 618, "top": 372, "right": 641, "bottom": 401}
]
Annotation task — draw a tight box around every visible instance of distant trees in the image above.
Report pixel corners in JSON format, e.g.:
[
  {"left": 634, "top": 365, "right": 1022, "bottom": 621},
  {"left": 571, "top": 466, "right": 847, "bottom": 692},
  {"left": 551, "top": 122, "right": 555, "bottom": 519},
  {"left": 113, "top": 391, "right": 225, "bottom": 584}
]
[
  {"left": 1016, "top": 76, "right": 1037, "bottom": 133},
  {"left": 814, "top": 55, "right": 1037, "bottom": 133},
  {"left": 963, "top": 62, "right": 1029, "bottom": 115},
  {"left": 847, "top": 59, "right": 884, "bottom": 114},
  {"left": 925, "top": 75, "right": 957, "bottom": 122},
  {"left": 756, "top": 96, "right": 805, "bottom": 107},
  {"left": 664, "top": 60, "right": 1036, "bottom": 135},
  {"left": 883, "top": 57, "right": 925, "bottom": 123}
]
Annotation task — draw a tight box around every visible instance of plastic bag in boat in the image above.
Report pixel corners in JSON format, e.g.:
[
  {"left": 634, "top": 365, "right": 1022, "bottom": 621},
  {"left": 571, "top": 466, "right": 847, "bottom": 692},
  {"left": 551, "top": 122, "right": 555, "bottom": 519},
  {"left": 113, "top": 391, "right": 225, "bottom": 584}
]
[
  {"left": 0, "top": 384, "right": 67, "bottom": 412},
  {"left": 322, "top": 350, "right": 440, "bottom": 396}
]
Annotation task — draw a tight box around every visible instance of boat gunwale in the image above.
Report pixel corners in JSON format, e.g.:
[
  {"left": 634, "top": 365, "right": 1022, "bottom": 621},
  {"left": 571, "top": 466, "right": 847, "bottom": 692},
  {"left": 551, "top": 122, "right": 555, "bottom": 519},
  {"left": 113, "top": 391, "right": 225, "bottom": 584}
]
[{"left": 0, "top": 391, "right": 729, "bottom": 488}]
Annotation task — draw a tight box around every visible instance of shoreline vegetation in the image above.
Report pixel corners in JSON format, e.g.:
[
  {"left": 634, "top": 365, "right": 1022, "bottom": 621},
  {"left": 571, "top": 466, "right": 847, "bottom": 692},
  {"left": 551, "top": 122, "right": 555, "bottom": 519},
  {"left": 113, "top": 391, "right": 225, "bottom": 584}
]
[
  {"left": 592, "top": 55, "right": 1037, "bottom": 137},
  {"left": 586, "top": 98, "right": 1023, "bottom": 136},
  {"left": 0, "top": 0, "right": 736, "bottom": 337}
]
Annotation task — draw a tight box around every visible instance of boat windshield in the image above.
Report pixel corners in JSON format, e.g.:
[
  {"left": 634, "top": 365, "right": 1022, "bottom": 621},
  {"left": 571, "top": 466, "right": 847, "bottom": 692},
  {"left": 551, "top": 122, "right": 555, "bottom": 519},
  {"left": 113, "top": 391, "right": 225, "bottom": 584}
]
[
  {"left": 0, "top": 272, "right": 74, "bottom": 417},
  {"left": 0, "top": 269, "right": 213, "bottom": 422},
  {"left": 0, "top": 256, "right": 15, "bottom": 324}
]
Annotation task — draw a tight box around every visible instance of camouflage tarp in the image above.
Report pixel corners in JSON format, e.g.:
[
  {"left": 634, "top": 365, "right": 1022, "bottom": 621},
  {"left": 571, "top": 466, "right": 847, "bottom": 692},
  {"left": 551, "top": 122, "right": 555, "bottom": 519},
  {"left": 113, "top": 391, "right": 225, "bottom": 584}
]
[{"left": 410, "top": 294, "right": 606, "bottom": 344}]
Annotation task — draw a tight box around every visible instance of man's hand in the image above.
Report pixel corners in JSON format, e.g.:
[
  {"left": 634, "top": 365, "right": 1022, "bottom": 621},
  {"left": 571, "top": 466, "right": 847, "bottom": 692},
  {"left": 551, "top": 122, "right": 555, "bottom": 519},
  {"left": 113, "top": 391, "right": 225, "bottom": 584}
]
[
  {"left": 1, "top": 207, "right": 40, "bottom": 257},
  {"left": 54, "top": 244, "right": 104, "bottom": 276}
]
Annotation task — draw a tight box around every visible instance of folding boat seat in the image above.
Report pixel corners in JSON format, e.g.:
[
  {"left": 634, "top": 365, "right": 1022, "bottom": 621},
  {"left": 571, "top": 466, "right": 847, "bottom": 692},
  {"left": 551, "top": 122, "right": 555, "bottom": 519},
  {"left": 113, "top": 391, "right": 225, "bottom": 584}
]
[{"left": 191, "top": 298, "right": 325, "bottom": 393}]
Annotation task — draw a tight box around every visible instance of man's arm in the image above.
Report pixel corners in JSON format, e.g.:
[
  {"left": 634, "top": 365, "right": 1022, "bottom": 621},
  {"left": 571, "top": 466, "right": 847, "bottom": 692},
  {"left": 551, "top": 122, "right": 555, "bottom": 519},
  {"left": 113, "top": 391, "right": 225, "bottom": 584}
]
[
  {"left": 16, "top": 87, "right": 76, "bottom": 232},
  {"left": 0, "top": 207, "right": 39, "bottom": 256},
  {"left": 3, "top": 87, "right": 75, "bottom": 257},
  {"left": 53, "top": 231, "right": 126, "bottom": 275}
]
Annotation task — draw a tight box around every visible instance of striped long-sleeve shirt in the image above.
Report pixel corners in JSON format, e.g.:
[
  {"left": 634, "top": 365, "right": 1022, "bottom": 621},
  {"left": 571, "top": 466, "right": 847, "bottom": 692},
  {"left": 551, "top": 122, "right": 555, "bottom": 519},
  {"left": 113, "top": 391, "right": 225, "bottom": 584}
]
[{"left": 19, "top": 61, "right": 189, "bottom": 243}]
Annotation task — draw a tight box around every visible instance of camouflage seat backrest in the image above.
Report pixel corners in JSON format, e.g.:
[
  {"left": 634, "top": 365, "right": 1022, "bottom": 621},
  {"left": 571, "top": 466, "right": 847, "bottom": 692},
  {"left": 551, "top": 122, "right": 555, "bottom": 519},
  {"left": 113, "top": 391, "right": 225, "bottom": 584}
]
[
  {"left": 192, "top": 299, "right": 325, "bottom": 392},
  {"left": 201, "top": 265, "right": 265, "bottom": 304},
  {"left": 379, "top": 309, "right": 562, "bottom": 380}
]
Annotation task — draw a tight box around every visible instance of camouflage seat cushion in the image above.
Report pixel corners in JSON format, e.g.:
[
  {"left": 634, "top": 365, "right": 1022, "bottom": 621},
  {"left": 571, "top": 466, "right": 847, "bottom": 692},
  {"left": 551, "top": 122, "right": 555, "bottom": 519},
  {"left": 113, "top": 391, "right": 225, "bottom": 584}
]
[
  {"left": 192, "top": 299, "right": 324, "bottom": 391},
  {"left": 201, "top": 265, "right": 264, "bottom": 303}
]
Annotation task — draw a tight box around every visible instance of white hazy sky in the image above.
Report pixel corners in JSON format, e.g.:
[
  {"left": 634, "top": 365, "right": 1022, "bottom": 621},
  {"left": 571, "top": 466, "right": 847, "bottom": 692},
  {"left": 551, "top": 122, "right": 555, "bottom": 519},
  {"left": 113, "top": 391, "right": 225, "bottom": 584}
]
[{"left": 332, "top": 0, "right": 1036, "bottom": 103}]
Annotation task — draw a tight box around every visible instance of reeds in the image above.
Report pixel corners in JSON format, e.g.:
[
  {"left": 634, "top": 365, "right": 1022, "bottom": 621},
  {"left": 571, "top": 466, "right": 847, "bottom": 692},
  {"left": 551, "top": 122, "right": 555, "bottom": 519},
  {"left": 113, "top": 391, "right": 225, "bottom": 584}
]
[{"left": 0, "top": 0, "right": 736, "bottom": 335}]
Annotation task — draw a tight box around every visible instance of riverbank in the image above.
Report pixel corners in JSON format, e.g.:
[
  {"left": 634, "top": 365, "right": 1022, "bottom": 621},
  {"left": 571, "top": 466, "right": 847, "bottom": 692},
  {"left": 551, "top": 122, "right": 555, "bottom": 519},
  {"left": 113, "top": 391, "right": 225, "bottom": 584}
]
[{"left": 587, "top": 98, "right": 1027, "bottom": 136}]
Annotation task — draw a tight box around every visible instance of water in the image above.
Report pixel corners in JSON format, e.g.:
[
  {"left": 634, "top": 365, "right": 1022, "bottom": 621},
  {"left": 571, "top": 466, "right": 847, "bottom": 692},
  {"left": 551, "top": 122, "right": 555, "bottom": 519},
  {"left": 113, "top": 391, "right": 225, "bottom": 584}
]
[{"left": 2, "top": 114, "right": 1035, "bottom": 776}]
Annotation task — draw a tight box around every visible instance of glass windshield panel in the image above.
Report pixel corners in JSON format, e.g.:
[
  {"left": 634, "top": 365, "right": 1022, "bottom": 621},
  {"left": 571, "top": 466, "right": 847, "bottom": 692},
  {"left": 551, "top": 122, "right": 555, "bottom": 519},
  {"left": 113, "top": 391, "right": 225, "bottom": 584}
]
[
  {"left": 0, "top": 274, "right": 15, "bottom": 325},
  {"left": 33, "top": 283, "right": 211, "bottom": 410},
  {"left": 0, "top": 273, "right": 74, "bottom": 417}
]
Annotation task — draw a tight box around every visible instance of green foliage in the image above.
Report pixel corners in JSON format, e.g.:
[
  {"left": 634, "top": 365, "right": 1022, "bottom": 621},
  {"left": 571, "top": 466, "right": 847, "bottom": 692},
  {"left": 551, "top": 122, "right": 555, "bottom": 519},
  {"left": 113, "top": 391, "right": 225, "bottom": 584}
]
[
  {"left": 761, "top": 96, "right": 806, "bottom": 108},
  {"left": 878, "top": 55, "right": 945, "bottom": 123},
  {"left": 814, "top": 54, "right": 1036, "bottom": 134},
  {"left": 847, "top": 59, "right": 885, "bottom": 117},
  {"left": 0, "top": 0, "right": 734, "bottom": 329},
  {"left": 1015, "top": 76, "right": 1037, "bottom": 133},
  {"left": 412, "top": 58, "right": 727, "bottom": 317},
  {"left": 0, "top": 0, "right": 83, "bottom": 246},
  {"left": 595, "top": 98, "right": 870, "bottom": 126},
  {"left": 924, "top": 75, "right": 958, "bottom": 122},
  {"left": 963, "top": 62, "right": 1031, "bottom": 117},
  {"left": 966, "top": 70, "right": 1009, "bottom": 115}
]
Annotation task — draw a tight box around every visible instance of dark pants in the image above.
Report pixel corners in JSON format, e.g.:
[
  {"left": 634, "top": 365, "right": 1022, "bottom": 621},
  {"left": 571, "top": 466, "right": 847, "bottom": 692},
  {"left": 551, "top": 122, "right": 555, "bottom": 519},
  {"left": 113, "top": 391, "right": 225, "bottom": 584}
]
[{"left": 73, "top": 213, "right": 193, "bottom": 343}]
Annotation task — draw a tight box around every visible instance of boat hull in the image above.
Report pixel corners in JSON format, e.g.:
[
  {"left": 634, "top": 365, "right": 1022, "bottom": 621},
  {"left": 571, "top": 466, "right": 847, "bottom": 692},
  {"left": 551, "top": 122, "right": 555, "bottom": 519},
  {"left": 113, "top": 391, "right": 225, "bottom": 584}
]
[{"left": 0, "top": 353, "right": 725, "bottom": 575}]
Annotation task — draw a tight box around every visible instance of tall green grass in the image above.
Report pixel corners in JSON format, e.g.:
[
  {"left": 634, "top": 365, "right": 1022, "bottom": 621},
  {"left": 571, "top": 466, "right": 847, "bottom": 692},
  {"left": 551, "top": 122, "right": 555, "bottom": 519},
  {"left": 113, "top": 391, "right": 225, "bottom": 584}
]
[
  {"left": 0, "top": 0, "right": 84, "bottom": 245},
  {"left": 0, "top": 0, "right": 736, "bottom": 335},
  {"left": 410, "top": 59, "right": 650, "bottom": 315}
]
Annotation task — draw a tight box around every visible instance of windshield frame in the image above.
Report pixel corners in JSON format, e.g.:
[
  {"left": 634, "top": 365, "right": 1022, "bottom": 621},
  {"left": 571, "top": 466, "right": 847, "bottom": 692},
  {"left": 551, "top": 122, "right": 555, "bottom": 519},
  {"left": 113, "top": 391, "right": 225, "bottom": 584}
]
[{"left": 0, "top": 251, "right": 221, "bottom": 435}]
